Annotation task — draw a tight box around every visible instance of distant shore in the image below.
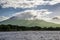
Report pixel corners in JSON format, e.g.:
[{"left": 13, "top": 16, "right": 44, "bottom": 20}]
[{"left": 0, "top": 24, "right": 60, "bottom": 31}]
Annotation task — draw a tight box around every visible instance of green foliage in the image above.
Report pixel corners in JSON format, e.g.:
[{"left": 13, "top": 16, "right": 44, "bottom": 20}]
[
  {"left": 0, "top": 20, "right": 60, "bottom": 27},
  {"left": 0, "top": 24, "right": 60, "bottom": 31}
]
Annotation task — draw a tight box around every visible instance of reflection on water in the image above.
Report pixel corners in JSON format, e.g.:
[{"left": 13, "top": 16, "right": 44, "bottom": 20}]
[{"left": 0, "top": 31, "right": 60, "bottom": 40}]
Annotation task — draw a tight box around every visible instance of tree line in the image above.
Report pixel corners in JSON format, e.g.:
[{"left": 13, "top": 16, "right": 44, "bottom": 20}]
[{"left": 0, "top": 24, "right": 60, "bottom": 31}]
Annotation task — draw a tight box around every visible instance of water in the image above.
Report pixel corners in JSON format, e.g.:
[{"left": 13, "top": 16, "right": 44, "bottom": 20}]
[{"left": 0, "top": 31, "right": 60, "bottom": 40}]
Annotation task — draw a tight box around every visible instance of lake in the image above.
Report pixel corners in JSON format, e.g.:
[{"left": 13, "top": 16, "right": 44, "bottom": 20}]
[{"left": 0, "top": 31, "right": 60, "bottom": 40}]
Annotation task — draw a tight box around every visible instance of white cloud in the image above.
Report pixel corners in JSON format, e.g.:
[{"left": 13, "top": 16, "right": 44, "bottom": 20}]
[
  {"left": 13, "top": 9, "right": 52, "bottom": 16},
  {"left": 12, "top": 9, "right": 52, "bottom": 20},
  {"left": 0, "top": 0, "right": 60, "bottom": 8},
  {"left": 0, "top": 0, "right": 44, "bottom": 8},
  {"left": 0, "top": 16, "right": 9, "bottom": 21}
]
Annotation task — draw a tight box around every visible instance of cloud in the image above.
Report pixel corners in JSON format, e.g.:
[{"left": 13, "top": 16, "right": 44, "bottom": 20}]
[
  {"left": 0, "top": 0, "right": 44, "bottom": 8},
  {"left": 0, "top": 16, "right": 9, "bottom": 21},
  {"left": 12, "top": 9, "right": 52, "bottom": 20},
  {"left": 0, "top": 0, "right": 60, "bottom": 8},
  {"left": 13, "top": 9, "right": 52, "bottom": 16}
]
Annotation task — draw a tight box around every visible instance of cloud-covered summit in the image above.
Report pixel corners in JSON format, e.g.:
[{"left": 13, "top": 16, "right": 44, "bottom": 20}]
[
  {"left": 12, "top": 9, "right": 52, "bottom": 20},
  {"left": 0, "top": 0, "right": 60, "bottom": 24}
]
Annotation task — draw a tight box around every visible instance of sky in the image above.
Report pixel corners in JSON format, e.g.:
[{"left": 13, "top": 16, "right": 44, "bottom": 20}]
[{"left": 0, "top": 0, "right": 60, "bottom": 22}]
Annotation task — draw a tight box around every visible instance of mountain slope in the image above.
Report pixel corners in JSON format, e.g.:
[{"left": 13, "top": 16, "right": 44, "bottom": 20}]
[{"left": 0, "top": 19, "right": 60, "bottom": 27}]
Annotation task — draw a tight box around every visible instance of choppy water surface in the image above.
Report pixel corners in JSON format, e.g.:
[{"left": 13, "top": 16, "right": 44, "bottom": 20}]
[{"left": 0, "top": 31, "right": 60, "bottom": 40}]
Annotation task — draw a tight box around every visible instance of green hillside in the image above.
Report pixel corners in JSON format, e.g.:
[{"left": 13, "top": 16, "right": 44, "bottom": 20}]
[{"left": 0, "top": 19, "right": 60, "bottom": 27}]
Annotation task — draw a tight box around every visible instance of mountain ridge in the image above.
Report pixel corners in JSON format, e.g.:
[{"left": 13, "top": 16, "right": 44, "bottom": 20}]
[
  {"left": 0, "top": 18, "right": 60, "bottom": 27},
  {"left": 0, "top": 10, "right": 60, "bottom": 27}
]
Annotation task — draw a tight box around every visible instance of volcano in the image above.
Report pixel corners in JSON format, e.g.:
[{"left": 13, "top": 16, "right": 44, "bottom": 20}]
[{"left": 0, "top": 10, "right": 60, "bottom": 27}]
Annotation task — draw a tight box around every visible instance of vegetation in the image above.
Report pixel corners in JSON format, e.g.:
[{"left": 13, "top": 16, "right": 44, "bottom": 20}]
[
  {"left": 0, "top": 24, "right": 60, "bottom": 31},
  {"left": 1, "top": 20, "right": 60, "bottom": 27}
]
